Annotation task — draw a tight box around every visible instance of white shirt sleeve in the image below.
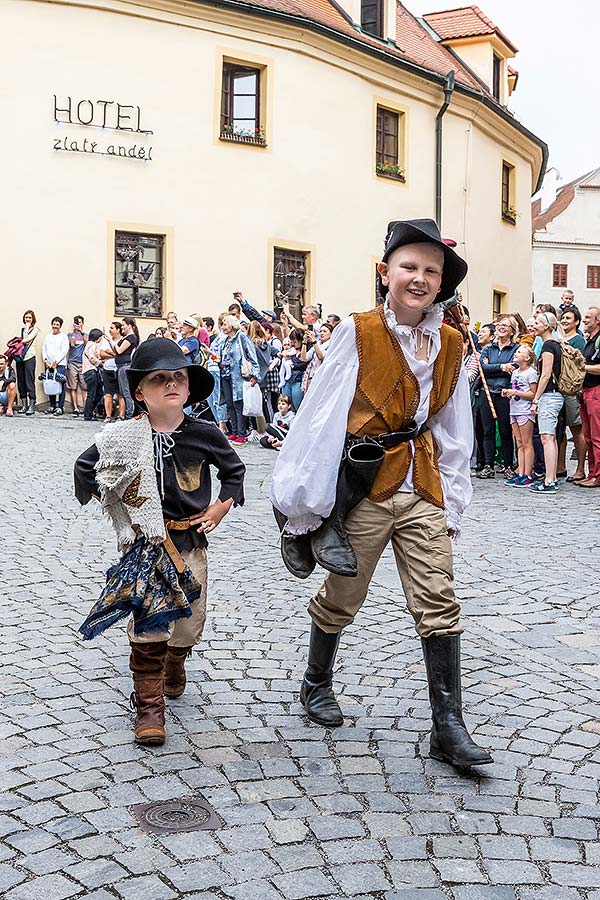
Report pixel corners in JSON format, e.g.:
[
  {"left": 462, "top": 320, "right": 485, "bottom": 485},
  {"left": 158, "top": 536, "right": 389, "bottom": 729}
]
[
  {"left": 428, "top": 365, "right": 473, "bottom": 536},
  {"left": 269, "top": 317, "right": 359, "bottom": 534}
]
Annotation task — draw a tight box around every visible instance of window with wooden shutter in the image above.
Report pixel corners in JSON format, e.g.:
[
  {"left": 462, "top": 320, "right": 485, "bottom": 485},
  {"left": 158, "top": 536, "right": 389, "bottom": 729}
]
[
  {"left": 220, "top": 62, "right": 265, "bottom": 145},
  {"left": 501, "top": 161, "right": 515, "bottom": 222},
  {"left": 492, "top": 290, "right": 506, "bottom": 319},
  {"left": 587, "top": 266, "right": 600, "bottom": 289},
  {"left": 492, "top": 54, "right": 501, "bottom": 101},
  {"left": 361, "top": 0, "right": 384, "bottom": 37},
  {"left": 552, "top": 264, "right": 568, "bottom": 288},
  {"left": 375, "top": 106, "right": 405, "bottom": 181}
]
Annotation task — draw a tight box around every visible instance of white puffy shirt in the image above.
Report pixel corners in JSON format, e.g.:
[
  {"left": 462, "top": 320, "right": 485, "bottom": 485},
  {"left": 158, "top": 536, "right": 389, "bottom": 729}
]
[{"left": 270, "top": 301, "right": 473, "bottom": 536}]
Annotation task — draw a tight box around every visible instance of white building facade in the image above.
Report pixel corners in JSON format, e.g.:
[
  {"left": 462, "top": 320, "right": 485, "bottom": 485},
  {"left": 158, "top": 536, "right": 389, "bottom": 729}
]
[{"left": 532, "top": 167, "right": 600, "bottom": 311}]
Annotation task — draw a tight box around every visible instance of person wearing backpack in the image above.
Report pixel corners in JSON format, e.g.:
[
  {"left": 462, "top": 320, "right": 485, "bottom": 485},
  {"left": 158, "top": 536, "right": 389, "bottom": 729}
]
[
  {"left": 577, "top": 306, "right": 600, "bottom": 489},
  {"left": 529, "top": 312, "right": 568, "bottom": 494}
]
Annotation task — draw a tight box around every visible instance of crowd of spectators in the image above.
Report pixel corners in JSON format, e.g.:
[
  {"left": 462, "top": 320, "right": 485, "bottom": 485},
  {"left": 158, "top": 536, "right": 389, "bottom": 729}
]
[
  {"left": 468, "top": 291, "right": 600, "bottom": 493},
  {"left": 3, "top": 290, "right": 599, "bottom": 495}
]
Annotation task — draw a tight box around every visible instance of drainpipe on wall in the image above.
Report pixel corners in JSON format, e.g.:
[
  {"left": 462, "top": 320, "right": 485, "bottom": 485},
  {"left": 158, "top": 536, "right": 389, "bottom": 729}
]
[{"left": 435, "top": 70, "right": 455, "bottom": 227}]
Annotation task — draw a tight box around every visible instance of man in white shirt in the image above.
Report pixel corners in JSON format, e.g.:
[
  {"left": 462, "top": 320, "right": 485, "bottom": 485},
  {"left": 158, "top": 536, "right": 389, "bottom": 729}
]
[{"left": 271, "top": 219, "right": 492, "bottom": 770}]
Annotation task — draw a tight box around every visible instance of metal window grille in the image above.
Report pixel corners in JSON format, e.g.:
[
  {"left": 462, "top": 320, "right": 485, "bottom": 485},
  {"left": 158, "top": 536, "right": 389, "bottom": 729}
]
[
  {"left": 273, "top": 248, "right": 308, "bottom": 321},
  {"left": 361, "top": 0, "right": 384, "bottom": 37},
  {"left": 492, "top": 55, "right": 501, "bottom": 101},
  {"left": 221, "top": 63, "right": 260, "bottom": 136},
  {"left": 552, "top": 264, "right": 568, "bottom": 288},
  {"left": 376, "top": 107, "right": 399, "bottom": 166},
  {"left": 587, "top": 266, "right": 600, "bottom": 289},
  {"left": 115, "top": 232, "right": 163, "bottom": 318}
]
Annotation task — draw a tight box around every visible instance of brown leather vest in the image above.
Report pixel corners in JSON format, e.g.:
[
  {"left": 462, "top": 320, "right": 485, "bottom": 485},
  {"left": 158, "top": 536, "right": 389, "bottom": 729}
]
[{"left": 347, "top": 305, "right": 463, "bottom": 506}]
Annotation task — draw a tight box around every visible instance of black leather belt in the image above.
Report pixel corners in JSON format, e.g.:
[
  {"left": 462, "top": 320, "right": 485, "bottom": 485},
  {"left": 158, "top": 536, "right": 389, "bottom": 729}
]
[{"left": 346, "top": 421, "right": 425, "bottom": 452}]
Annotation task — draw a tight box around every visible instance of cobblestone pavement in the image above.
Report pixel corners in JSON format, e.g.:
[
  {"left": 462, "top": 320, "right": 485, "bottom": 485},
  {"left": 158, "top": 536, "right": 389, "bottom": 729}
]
[{"left": 1, "top": 415, "right": 599, "bottom": 900}]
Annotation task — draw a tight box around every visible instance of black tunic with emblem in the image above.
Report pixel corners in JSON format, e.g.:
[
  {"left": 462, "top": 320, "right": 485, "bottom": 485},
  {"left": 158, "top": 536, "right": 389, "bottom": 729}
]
[{"left": 74, "top": 417, "right": 246, "bottom": 551}]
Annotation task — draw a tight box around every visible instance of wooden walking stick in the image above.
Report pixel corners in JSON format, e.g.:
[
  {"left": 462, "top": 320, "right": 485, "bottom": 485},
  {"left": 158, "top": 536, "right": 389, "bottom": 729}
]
[
  {"left": 466, "top": 328, "right": 497, "bottom": 420},
  {"left": 443, "top": 289, "right": 497, "bottom": 420}
]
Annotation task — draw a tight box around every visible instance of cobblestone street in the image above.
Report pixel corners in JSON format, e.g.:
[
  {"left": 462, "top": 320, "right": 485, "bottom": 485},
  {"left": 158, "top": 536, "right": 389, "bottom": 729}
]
[{"left": 1, "top": 415, "right": 600, "bottom": 900}]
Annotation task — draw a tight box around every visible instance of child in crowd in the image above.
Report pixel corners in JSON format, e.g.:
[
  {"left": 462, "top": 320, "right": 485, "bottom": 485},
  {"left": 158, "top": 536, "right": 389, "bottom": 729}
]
[
  {"left": 74, "top": 340, "right": 245, "bottom": 746},
  {"left": 260, "top": 394, "right": 295, "bottom": 450},
  {"left": 502, "top": 345, "right": 538, "bottom": 487}
]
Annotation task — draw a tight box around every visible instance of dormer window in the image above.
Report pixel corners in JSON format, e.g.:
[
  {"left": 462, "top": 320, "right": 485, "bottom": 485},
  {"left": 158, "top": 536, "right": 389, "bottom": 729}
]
[
  {"left": 361, "top": 0, "right": 384, "bottom": 38},
  {"left": 492, "top": 54, "right": 501, "bottom": 101}
]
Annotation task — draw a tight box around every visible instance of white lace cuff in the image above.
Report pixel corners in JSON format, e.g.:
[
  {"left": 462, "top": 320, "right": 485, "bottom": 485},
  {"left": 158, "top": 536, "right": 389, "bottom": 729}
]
[
  {"left": 284, "top": 513, "right": 323, "bottom": 535},
  {"left": 445, "top": 508, "right": 462, "bottom": 540}
]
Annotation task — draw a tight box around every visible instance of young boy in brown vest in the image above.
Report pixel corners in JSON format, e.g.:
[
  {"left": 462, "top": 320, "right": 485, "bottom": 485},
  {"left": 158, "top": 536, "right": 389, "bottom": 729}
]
[{"left": 271, "top": 219, "right": 492, "bottom": 769}]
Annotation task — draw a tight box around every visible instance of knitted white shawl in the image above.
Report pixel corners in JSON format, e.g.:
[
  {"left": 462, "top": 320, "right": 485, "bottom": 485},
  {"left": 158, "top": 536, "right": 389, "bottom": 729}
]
[{"left": 95, "top": 415, "right": 165, "bottom": 551}]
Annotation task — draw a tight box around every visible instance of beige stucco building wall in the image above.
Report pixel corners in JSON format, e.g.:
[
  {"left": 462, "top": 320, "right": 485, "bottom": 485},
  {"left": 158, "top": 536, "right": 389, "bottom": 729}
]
[{"left": 2, "top": 0, "right": 543, "bottom": 384}]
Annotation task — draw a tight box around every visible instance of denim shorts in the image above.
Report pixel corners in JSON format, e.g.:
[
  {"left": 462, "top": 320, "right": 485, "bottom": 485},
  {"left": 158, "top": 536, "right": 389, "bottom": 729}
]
[
  {"left": 537, "top": 392, "right": 564, "bottom": 435},
  {"left": 0, "top": 391, "right": 8, "bottom": 406}
]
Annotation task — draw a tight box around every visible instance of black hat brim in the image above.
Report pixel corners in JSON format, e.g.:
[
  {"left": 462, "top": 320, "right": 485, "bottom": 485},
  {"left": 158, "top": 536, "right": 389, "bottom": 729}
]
[
  {"left": 127, "top": 363, "right": 214, "bottom": 405},
  {"left": 381, "top": 221, "right": 467, "bottom": 303}
]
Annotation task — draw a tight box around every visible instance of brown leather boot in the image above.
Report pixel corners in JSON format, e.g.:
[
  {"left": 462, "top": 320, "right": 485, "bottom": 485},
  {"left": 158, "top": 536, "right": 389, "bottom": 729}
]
[
  {"left": 129, "top": 641, "right": 168, "bottom": 745},
  {"left": 164, "top": 646, "right": 192, "bottom": 699}
]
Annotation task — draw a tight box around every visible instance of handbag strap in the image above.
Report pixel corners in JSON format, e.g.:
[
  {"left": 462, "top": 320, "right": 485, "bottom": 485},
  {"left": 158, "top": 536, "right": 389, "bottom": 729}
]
[{"left": 237, "top": 332, "right": 249, "bottom": 363}]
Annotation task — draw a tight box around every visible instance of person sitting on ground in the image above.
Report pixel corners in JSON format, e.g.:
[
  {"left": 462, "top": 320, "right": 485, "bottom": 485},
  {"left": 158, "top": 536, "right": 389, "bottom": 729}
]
[
  {"left": 74, "top": 340, "right": 245, "bottom": 746},
  {"left": 501, "top": 345, "right": 538, "bottom": 487},
  {"left": 0, "top": 355, "right": 17, "bottom": 417},
  {"left": 259, "top": 394, "right": 295, "bottom": 450},
  {"left": 67, "top": 315, "right": 88, "bottom": 417}
]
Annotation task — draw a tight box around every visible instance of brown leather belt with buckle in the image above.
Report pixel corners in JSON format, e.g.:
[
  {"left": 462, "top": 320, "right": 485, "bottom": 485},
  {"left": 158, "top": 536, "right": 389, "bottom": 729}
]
[{"left": 346, "top": 420, "right": 425, "bottom": 452}]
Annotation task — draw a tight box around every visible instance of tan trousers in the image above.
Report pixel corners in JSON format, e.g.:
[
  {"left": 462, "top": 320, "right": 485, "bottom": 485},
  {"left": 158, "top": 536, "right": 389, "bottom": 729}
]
[
  {"left": 128, "top": 546, "right": 208, "bottom": 648},
  {"left": 309, "top": 492, "right": 461, "bottom": 639}
]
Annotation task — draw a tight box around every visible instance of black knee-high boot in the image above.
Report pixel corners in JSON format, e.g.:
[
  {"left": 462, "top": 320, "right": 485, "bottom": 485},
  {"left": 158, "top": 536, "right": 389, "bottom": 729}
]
[
  {"left": 422, "top": 634, "right": 493, "bottom": 768},
  {"left": 299, "top": 623, "right": 343, "bottom": 727}
]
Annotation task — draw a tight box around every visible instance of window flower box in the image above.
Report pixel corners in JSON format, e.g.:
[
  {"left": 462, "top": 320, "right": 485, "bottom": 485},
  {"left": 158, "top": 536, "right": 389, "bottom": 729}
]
[
  {"left": 376, "top": 161, "right": 405, "bottom": 182},
  {"left": 220, "top": 126, "right": 266, "bottom": 147},
  {"left": 502, "top": 206, "right": 517, "bottom": 224}
]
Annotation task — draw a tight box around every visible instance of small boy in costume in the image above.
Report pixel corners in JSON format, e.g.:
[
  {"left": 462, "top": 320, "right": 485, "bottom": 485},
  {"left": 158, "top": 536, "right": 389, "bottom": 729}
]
[
  {"left": 74, "top": 340, "right": 245, "bottom": 745},
  {"left": 271, "top": 218, "right": 493, "bottom": 769}
]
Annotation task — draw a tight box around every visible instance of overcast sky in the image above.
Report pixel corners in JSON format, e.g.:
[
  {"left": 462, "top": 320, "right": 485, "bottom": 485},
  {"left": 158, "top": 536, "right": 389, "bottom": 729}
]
[{"left": 412, "top": 0, "right": 598, "bottom": 186}]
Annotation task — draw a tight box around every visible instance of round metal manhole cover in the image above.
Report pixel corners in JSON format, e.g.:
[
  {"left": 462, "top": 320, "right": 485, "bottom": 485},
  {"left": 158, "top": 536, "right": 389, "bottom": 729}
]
[{"left": 132, "top": 797, "right": 223, "bottom": 834}]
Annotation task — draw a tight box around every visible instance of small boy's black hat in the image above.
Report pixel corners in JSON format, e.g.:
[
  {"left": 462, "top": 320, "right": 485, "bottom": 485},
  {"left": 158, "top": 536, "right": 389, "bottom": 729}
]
[
  {"left": 127, "top": 339, "right": 214, "bottom": 404},
  {"left": 381, "top": 218, "right": 468, "bottom": 303}
]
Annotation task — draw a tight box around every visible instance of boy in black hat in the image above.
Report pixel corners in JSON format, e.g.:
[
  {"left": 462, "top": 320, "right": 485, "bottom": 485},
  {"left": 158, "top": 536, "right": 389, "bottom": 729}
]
[
  {"left": 271, "top": 218, "right": 492, "bottom": 769},
  {"left": 74, "top": 340, "right": 245, "bottom": 745}
]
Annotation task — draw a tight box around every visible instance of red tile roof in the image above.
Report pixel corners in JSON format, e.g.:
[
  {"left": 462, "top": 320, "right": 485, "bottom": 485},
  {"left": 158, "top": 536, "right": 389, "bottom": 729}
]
[
  {"left": 422, "top": 6, "right": 518, "bottom": 54},
  {"left": 532, "top": 168, "right": 600, "bottom": 233},
  {"left": 217, "top": 0, "right": 487, "bottom": 92}
]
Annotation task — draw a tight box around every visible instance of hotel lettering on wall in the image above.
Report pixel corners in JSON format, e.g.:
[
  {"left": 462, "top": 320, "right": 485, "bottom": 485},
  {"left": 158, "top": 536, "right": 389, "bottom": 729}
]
[{"left": 52, "top": 95, "right": 154, "bottom": 161}]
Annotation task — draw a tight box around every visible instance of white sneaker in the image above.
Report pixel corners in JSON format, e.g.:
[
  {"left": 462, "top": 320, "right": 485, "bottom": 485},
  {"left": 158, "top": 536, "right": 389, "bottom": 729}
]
[{"left": 247, "top": 430, "right": 261, "bottom": 443}]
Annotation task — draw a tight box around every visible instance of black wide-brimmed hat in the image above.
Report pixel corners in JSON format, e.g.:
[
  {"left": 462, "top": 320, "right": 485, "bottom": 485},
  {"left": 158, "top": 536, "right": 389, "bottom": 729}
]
[
  {"left": 127, "top": 339, "right": 214, "bottom": 404},
  {"left": 380, "top": 218, "right": 468, "bottom": 303}
]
